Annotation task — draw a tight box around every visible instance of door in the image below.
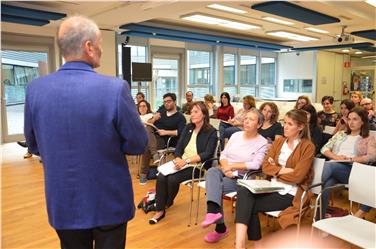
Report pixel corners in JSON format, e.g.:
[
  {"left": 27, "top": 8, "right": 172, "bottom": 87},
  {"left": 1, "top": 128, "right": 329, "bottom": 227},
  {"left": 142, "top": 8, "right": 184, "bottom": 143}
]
[
  {"left": 152, "top": 56, "right": 180, "bottom": 110},
  {"left": 1, "top": 49, "right": 49, "bottom": 142}
]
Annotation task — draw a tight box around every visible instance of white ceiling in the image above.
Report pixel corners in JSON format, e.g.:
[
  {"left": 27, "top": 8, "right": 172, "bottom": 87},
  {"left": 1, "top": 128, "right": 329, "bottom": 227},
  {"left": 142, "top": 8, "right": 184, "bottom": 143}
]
[{"left": 5, "top": 1, "right": 376, "bottom": 56}]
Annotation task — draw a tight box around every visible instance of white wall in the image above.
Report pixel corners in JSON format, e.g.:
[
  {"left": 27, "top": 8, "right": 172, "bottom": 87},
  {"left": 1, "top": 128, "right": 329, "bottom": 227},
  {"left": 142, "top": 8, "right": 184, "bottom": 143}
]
[
  {"left": 96, "top": 30, "right": 116, "bottom": 76},
  {"left": 277, "top": 51, "right": 316, "bottom": 100},
  {"left": 316, "top": 51, "right": 350, "bottom": 107}
]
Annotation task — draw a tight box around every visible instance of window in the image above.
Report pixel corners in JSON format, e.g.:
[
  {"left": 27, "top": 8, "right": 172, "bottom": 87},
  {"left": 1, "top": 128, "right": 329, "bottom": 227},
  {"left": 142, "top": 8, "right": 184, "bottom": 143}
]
[
  {"left": 240, "top": 55, "right": 256, "bottom": 96},
  {"left": 187, "top": 50, "right": 211, "bottom": 98},
  {"left": 283, "top": 79, "right": 312, "bottom": 93},
  {"left": 223, "top": 53, "right": 236, "bottom": 96},
  {"left": 2, "top": 50, "right": 48, "bottom": 135},
  {"left": 260, "top": 57, "right": 276, "bottom": 98}
]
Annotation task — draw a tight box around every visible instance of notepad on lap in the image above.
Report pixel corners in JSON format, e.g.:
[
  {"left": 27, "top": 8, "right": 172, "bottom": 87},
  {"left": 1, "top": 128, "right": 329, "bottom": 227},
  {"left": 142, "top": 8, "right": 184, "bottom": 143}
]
[
  {"left": 237, "top": 179, "right": 285, "bottom": 194},
  {"left": 157, "top": 161, "right": 188, "bottom": 176}
]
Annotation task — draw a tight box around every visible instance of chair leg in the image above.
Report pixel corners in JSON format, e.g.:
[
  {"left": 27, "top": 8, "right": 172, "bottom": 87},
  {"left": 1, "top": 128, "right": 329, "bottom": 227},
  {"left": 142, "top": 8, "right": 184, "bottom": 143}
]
[
  {"left": 195, "top": 183, "right": 202, "bottom": 225},
  {"left": 188, "top": 183, "right": 194, "bottom": 227}
]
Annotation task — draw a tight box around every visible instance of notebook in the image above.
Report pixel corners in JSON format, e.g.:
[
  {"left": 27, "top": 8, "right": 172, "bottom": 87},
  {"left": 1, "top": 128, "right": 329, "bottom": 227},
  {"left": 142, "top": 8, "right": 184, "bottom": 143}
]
[{"left": 237, "top": 179, "right": 285, "bottom": 194}]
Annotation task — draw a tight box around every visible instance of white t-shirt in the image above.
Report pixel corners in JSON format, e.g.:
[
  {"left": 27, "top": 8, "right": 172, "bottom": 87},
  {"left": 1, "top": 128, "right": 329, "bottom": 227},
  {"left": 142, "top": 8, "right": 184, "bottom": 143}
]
[
  {"left": 337, "top": 135, "right": 360, "bottom": 157},
  {"left": 271, "top": 139, "right": 300, "bottom": 196},
  {"left": 140, "top": 113, "right": 153, "bottom": 124}
]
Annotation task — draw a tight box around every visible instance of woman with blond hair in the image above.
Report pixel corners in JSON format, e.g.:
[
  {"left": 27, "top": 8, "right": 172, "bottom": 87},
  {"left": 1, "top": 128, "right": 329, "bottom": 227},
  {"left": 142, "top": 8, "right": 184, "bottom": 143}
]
[{"left": 235, "top": 109, "right": 315, "bottom": 248}]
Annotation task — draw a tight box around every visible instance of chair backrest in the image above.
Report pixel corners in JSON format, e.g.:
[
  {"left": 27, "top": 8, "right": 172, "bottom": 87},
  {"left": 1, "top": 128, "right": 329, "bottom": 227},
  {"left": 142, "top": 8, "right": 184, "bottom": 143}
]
[
  {"left": 370, "top": 130, "right": 376, "bottom": 139},
  {"left": 348, "top": 162, "right": 376, "bottom": 208},
  {"left": 323, "top": 126, "right": 336, "bottom": 135},
  {"left": 209, "top": 118, "right": 220, "bottom": 130},
  {"left": 311, "top": 157, "right": 325, "bottom": 194}
]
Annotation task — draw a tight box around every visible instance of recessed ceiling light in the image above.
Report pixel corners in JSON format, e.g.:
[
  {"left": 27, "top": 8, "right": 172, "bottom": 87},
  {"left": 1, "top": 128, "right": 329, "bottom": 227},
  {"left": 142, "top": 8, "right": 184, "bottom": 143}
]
[
  {"left": 266, "top": 31, "right": 319, "bottom": 42},
  {"left": 207, "top": 4, "right": 247, "bottom": 14},
  {"left": 262, "top": 16, "right": 294, "bottom": 26},
  {"left": 304, "top": 27, "right": 329, "bottom": 34},
  {"left": 362, "top": 55, "right": 376, "bottom": 59},
  {"left": 182, "top": 14, "right": 225, "bottom": 25},
  {"left": 365, "top": 0, "right": 376, "bottom": 7},
  {"left": 342, "top": 49, "right": 350, "bottom": 53},
  {"left": 355, "top": 51, "right": 363, "bottom": 54},
  {"left": 219, "top": 21, "right": 260, "bottom": 30},
  {"left": 181, "top": 14, "right": 260, "bottom": 30}
]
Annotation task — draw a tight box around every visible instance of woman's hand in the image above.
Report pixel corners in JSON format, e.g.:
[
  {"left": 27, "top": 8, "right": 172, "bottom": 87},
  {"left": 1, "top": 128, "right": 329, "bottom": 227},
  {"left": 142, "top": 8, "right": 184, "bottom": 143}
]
[
  {"left": 278, "top": 167, "right": 294, "bottom": 175},
  {"left": 173, "top": 158, "right": 186, "bottom": 170},
  {"left": 333, "top": 154, "right": 349, "bottom": 160}
]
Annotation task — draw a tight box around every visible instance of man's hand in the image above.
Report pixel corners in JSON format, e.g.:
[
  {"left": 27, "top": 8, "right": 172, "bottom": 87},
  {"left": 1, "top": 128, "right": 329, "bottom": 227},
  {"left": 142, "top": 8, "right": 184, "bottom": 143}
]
[{"left": 157, "top": 129, "right": 168, "bottom": 136}]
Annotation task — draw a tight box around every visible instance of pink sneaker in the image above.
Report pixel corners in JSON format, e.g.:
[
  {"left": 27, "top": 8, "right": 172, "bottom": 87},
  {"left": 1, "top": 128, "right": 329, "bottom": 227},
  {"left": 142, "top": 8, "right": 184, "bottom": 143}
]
[
  {"left": 204, "top": 228, "right": 229, "bottom": 243},
  {"left": 201, "top": 213, "right": 222, "bottom": 228}
]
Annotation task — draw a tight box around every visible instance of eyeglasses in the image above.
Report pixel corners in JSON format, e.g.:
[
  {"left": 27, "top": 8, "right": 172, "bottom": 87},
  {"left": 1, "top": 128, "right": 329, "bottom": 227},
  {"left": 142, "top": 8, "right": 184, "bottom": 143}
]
[
  {"left": 163, "top": 100, "right": 173, "bottom": 104},
  {"left": 361, "top": 103, "right": 371, "bottom": 106}
]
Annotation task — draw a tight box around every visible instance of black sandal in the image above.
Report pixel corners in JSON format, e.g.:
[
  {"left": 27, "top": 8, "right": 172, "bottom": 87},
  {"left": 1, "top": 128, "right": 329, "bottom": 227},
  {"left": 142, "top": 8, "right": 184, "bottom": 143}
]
[{"left": 149, "top": 211, "right": 165, "bottom": 225}]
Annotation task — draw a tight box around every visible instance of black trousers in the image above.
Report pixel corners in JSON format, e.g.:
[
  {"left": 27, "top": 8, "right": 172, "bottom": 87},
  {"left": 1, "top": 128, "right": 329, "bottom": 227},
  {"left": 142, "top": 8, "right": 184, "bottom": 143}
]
[
  {"left": 235, "top": 187, "right": 293, "bottom": 241},
  {"left": 56, "top": 223, "right": 127, "bottom": 249},
  {"left": 155, "top": 167, "right": 199, "bottom": 211}
]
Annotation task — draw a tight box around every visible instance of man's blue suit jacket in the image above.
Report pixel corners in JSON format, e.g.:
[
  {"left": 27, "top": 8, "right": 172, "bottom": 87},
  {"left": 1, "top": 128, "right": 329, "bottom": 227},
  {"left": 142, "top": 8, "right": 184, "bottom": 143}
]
[{"left": 24, "top": 61, "right": 148, "bottom": 229}]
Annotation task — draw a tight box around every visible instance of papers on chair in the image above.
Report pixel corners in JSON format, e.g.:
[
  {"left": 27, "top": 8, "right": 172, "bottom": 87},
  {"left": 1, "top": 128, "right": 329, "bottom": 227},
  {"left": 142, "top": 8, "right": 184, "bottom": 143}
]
[
  {"left": 157, "top": 160, "right": 187, "bottom": 176},
  {"left": 237, "top": 179, "right": 285, "bottom": 194},
  {"left": 144, "top": 122, "right": 159, "bottom": 131}
]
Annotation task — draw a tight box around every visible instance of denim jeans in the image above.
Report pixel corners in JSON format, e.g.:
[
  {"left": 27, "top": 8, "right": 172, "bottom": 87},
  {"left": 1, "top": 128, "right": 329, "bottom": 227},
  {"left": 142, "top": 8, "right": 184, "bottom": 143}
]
[{"left": 320, "top": 161, "right": 371, "bottom": 218}]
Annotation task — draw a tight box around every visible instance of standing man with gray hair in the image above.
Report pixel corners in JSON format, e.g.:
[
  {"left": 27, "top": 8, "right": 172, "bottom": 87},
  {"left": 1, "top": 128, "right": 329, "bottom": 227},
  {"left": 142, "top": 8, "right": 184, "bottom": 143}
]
[{"left": 24, "top": 16, "right": 147, "bottom": 249}]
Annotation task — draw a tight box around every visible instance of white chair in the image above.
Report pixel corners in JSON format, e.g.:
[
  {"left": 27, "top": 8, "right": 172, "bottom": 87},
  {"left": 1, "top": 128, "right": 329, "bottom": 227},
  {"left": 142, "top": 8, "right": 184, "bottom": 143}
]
[
  {"left": 209, "top": 118, "right": 220, "bottom": 131},
  {"left": 265, "top": 157, "right": 325, "bottom": 232},
  {"left": 312, "top": 162, "right": 376, "bottom": 249},
  {"left": 323, "top": 126, "right": 336, "bottom": 135},
  {"left": 370, "top": 130, "right": 376, "bottom": 139}
]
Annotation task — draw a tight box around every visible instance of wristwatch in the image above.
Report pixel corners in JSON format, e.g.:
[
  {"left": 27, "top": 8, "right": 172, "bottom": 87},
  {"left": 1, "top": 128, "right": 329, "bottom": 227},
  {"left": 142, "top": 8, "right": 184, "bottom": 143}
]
[{"left": 185, "top": 158, "right": 191, "bottom": 165}]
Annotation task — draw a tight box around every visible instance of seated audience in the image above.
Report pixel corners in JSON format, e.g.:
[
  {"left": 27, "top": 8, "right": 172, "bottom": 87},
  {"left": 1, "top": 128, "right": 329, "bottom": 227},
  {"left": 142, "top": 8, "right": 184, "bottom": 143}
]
[
  {"left": 333, "top": 99, "right": 355, "bottom": 135},
  {"left": 360, "top": 98, "right": 376, "bottom": 130},
  {"left": 149, "top": 102, "right": 217, "bottom": 224},
  {"left": 201, "top": 109, "right": 268, "bottom": 243},
  {"left": 221, "top": 95, "right": 256, "bottom": 149},
  {"left": 204, "top": 94, "right": 218, "bottom": 118},
  {"left": 182, "top": 91, "right": 194, "bottom": 114},
  {"left": 140, "top": 93, "right": 186, "bottom": 185},
  {"left": 258, "top": 102, "right": 283, "bottom": 143},
  {"left": 350, "top": 91, "right": 362, "bottom": 106},
  {"left": 302, "top": 104, "right": 323, "bottom": 155},
  {"left": 294, "top": 95, "right": 311, "bottom": 110},
  {"left": 135, "top": 91, "right": 145, "bottom": 104},
  {"left": 320, "top": 107, "right": 376, "bottom": 220},
  {"left": 317, "top": 96, "right": 339, "bottom": 130},
  {"left": 235, "top": 109, "right": 315, "bottom": 248},
  {"left": 138, "top": 100, "right": 153, "bottom": 124}
]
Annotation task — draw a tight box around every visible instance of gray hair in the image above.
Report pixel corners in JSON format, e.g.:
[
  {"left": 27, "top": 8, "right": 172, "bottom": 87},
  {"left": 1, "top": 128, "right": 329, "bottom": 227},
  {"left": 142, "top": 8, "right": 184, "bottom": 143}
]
[
  {"left": 57, "top": 16, "right": 99, "bottom": 58},
  {"left": 248, "top": 107, "right": 264, "bottom": 125}
]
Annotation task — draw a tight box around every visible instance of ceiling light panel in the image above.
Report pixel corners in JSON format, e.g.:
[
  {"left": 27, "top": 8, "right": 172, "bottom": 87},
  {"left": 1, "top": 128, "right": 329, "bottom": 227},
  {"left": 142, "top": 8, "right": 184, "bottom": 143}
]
[
  {"left": 304, "top": 27, "right": 329, "bottom": 34},
  {"left": 182, "top": 14, "right": 224, "bottom": 25},
  {"left": 182, "top": 14, "right": 260, "bottom": 30},
  {"left": 266, "top": 31, "right": 319, "bottom": 42},
  {"left": 262, "top": 16, "right": 294, "bottom": 26},
  {"left": 207, "top": 4, "right": 247, "bottom": 14},
  {"left": 355, "top": 51, "right": 363, "bottom": 54},
  {"left": 342, "top": 49, "right": 350, "bottom": 52}
]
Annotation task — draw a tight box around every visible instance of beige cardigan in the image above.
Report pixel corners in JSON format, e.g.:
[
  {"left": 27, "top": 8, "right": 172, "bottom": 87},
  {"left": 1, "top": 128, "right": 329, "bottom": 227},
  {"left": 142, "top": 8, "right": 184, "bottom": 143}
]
[{"left": 262, "top": 137, "right": 315, "bottom": 229}]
